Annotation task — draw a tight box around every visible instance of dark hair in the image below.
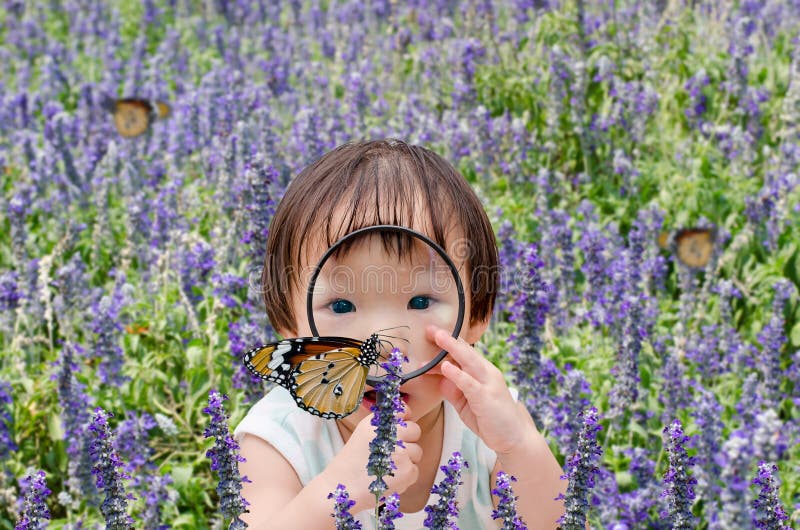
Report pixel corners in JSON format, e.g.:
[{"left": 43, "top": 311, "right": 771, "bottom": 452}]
[{"left": 262, "top": 139, "right": 498, "bottom": 334}]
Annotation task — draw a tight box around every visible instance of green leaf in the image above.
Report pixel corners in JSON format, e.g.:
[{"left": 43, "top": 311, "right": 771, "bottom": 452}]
[
  {"left": 790, "top": 321, "right": 800, "bottom": 348},
  {"left": 48, "top": 411, "right": 63, "bottom": 441}
]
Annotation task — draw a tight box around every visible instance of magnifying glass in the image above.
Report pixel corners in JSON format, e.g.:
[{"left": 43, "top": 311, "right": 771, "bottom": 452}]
[{"left": 307, "top": 224, "right": 465, "bottom": 386}]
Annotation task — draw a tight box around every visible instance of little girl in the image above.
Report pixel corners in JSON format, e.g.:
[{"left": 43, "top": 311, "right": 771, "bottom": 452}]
[{"left": 233, "top": 139, "right": 566, "bottom": 528}]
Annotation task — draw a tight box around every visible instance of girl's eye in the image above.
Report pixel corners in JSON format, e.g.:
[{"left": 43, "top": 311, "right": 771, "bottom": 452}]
[
  {"left": 330, "top": 299, "right": 355, "bottom": 314},
  {"left": 408, "top": 295, "right": 431, "bottom": 310}
]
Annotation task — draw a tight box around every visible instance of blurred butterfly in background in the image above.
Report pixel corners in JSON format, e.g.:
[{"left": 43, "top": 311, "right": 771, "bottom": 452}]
[
  {"left": 658, "top": 227, "right": 717, "bottom": 269},
  {"left": 243, "top": 334, "right": 390, "bottom": 419},
  {"left": 102, "top": 97, "right": 171, "bottom": 138}
]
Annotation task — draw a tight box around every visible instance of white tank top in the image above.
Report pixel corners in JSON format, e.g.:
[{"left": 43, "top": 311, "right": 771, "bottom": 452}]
[{"left": 233, "top": 386, "right": 503, "bottom": 528}]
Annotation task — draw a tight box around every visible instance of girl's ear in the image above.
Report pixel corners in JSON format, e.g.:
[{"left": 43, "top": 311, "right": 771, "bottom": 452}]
[
  {"left": 275, "top": 326, "right": 295, "bottom": 339},
  {"left": 462, "top": 315, "right": 491, "bottom": 346}
]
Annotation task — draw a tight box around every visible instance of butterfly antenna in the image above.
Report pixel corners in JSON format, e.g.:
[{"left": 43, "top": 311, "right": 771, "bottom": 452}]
[
  {"left": 378, "top": 333, "right": 410, "bottom": 343},
  {"left": 377, "top": 338, "right": 396, "bottom": 353},
  {"left": 376, "top": 325, "right": 410, "bottom": 334}
]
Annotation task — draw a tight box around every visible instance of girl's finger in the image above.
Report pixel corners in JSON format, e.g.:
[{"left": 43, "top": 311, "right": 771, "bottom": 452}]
[
  {"left": 428, "top": 326, "right": 490, "bottom": 382},
  {"left": 441, "top": 359, "right": 482, "bottom": 400},
  {"left": 402, "top": 442, "right": 423, "bottom": 464},
  {"left": 439, "top": 377, "right": 468, "bottom": 413}
]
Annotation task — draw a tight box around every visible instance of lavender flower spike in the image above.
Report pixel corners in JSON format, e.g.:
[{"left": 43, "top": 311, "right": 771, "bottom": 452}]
[
  {"left": 661, "top": 419, "right": 697, "bottom": 529},
  {"left": 203, "top": 389, "right": 250, "bottom": 529},
  {"left": 367, "top": 348, "right": 406, "bottom": 500},
  {"left": 328, "top": 484, "right": 362, "bottom": 530},
  {"left": 424, "top": 451, "right": 469, "bottom": 529},
  {"left": 378, "top": 493, "right": 404, "bottom": 529},
  {"left": 557, "top": 406, "right": 603, "bottom": 529},
  {"left": 87, "top": 408, "right": 135, "bottom": 529},
  {"left": 491, "top": 471, "right": 528, "bottom": 530},
  {"left": 0, "top": 380, "right": 17, "bottom": 461},
  {"left": 751, "top": 461, "right": 791, "bottom": 530},
  {"left": 15, "top": 470, "right": 51, "bottom": 530}
]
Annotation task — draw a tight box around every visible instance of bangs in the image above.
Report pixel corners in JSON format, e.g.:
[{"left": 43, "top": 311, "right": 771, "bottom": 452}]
[{"left": 315, "top": 155, "right": 457, "bottom": 264}]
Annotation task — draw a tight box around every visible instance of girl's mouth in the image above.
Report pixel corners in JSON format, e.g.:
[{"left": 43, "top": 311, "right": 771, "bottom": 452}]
[{"left": 362, "top": 390, "right": 409, "bottom": 409}]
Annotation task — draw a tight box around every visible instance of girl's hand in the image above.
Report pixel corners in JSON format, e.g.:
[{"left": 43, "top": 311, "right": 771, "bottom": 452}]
[
  {"left": 325, "top": 408, "right": 423, "bottom": 510},
  {"left": 426, "top": 325, "right": 537, "bottom": 456}
]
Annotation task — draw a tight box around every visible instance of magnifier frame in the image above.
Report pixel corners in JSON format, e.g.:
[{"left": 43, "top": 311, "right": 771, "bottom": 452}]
[{"left": 306, "top": 224, "right": 466, "bottom": 385}]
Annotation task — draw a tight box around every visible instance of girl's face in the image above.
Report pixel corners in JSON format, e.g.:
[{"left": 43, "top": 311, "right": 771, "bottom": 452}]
[{"left": 277, "top": 230, "right": 487, "bottom": 431}]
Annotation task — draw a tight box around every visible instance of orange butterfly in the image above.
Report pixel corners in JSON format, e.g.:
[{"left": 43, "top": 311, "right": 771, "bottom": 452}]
[
  {"left": 659, "top": 227, "right": 716, "bottom": 269},
  {"left": 106, "top": 98, "right": 171, "bottom": 138}
]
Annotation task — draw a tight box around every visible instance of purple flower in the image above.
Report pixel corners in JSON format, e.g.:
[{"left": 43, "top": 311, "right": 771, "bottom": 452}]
[
  {"left": 714, "top": 429, "right": 756, "bottom": 529},
  {"left": 15, "top": 470, "right": 51, "bottom": 530},
  {"left": 661, "top": 419, "right": 697, "bottom": 529},
  {"left": 751, "top": 462, "right": 791, "bottom": 530},
  {"left": 212, "top": 272, "right": 247, "bottom": 309},
  {"left": 507, "top": 244, "right": 551, "bottom": 426},
  {"left": 757, "top": 280, "right": 796, "bottom": 406},
  {"left": 111, "top": 409, "right": 173, "bottom": 528},
  {"left": 690, "top": 386, "right": 724, "bottom": 501},
  {"left": 607, "top": 299, "right": 644, "bottom": 417},
  {"left": 241, "top": 163, "right": 278, "bottom": 260},
  {"left": 177, "top": 238, "right": 216, "bottom": 302},
  {"left": 54, "top": 342, "right": 91, "bottom": 454},
  {"left": 684, "top": 69, "right": 710, "bottom": 127},
  {"left": 491, "top": 472, "right": 527, "bottom": 530},
  {"left": 89, "top": 271, "right": 132, "bottom": 385},
  {"left": 656, "top": 340, "right": 692, "bottom": 424},
  {"left": 423, "top": 451, "right": 468, "bottom": 529},
  {"left": 228, "top": 316, "right": 275, "bottom": 403},
  {"left": 378, "top": 493, "right": 403, "bottom": 529},
  {"left": 139, "top": 473, "right": 173, "bottom": 530},
  {"left": 557, "top": 407, "right": 603, "bottom": 529},
  {"left": 617, "top": 448, "right": 661, "bottom": 526},
  {"left": 549, "top": 367, "right": 592, "bottom": 458},
  {"left": 0, "top": 380, "right": 16, "bottom": 460},
  {"left": 328, "top": 484, "right": 362, "bottom": 529},
  {"left": 368, "top": 348, "right": 406, "bottom": 499},
  {"left": 496, "top": 218, "right": 523, "bottom": 316},
  {"left": 87, "top": 408, "right": 135, "bottom": 529},
  {"left": 114, "top": 412, "right": 157, "bottom": 473},
  {"left": 745, "top": 165, "right": 799, "bottom": 251},
  {"left": 0, "top": 271, "right": 22, "bottom": 312},
  {"left": 203, "top": 390, "right": 250, "bottom": 527}
]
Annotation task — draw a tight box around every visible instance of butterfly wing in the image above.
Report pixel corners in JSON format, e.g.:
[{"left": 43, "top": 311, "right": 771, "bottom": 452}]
[
  {"left": 155, "top": 101, "right": 171, "bottom": 119},
  {"left": 113, "top": 99, "right": 152, "bottom": 138},
  {"left": 243, "top": 337, "right": 365, "bottom": 387},
  {"left": 292, "top": 348, "right": 368, "bottom": 419},
  {"left": 675, "top": 228, "right": 714, "bottom": 269}
]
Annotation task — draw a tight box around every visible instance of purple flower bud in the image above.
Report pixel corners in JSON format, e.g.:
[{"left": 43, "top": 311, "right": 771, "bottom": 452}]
[
  {"left": 378, "top": 493, "right": 403, "bottom": 529},
  {"left": 87, "top": 408, "right": 135, "bottom": 529},
  {"left": 328, "top": 484, "right": 362, "bottom": 529},
  {"left": 557, "top": 407, "right": 603, "bottom": 529},
  {"left": 368, "top": 348, "right": 406, "bottom": 499},
  {"left": 751, "top": 461, "right": 791, "bottom": 530},
  {"left": 15, "top": 470, "right": 51, "bottom": 530},
  {"left": 661, "top": 419, "right": 697, "bottom": 529},
  {"left": 0, "top": 380, "right": 16, "bottom": 461},
  {"left": 424, "top": 451, "right": 469, "bottom": 529},
  {"left": 203, "top": 390, "right": 250, "bottom": 526},
  {"left": 492, "top": 471, "right": 527, "bottom": 530}
]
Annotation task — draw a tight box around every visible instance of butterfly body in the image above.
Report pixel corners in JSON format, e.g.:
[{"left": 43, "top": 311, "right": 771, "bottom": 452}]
[{"left": 243, "top": 334, "right": 384, "bottom": 419}]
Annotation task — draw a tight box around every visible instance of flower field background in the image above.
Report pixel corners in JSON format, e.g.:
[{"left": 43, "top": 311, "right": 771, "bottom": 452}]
[{"left": 1, "top": 0, "right": 800, "bottom": 528}]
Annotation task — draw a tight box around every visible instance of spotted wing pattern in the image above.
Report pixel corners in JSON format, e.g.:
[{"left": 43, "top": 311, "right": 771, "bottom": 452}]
[
  {"left": 242, "top": 335, "right": 382, "bottom": 419},
  {"left": 292, "top": 349, "right": 369, "bottom": 419}
]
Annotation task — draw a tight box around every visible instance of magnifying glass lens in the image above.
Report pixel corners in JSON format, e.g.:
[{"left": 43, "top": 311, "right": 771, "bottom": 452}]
[{"left": 309, "top": 230, "right": 461, "bottom": 381}]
